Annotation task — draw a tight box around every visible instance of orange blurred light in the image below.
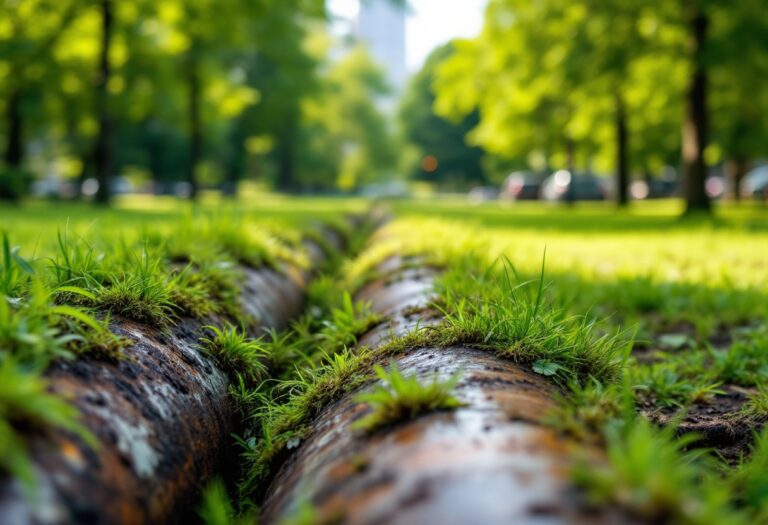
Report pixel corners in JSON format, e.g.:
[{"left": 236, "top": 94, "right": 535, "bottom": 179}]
[{"left": 421, "top": 155, "right": 438, "bottom": 172}]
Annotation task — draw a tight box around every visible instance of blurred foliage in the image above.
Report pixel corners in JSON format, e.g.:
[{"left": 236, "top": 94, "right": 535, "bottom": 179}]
[
  {"left": 433, "top": 0, "right": 768, "bottom": 204},
  {"left": 299, "top": 46, "right": 396, "bottom": 192},
  {"left": 0, "top": 0, "right": 395, "bottom": 200},
  {"left": 399, "top": 43, "right": 488, "bottom": 188}
]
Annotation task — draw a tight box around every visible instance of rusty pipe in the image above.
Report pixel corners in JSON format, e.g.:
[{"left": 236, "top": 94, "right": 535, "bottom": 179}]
[
  {"left": 260, "top": 256, "right": 634, "bottom": 524},
  {"left": 0, "top": 223, "right": 352, "bottom": 525}
]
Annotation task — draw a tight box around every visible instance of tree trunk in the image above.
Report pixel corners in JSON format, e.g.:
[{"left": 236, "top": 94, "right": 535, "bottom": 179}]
[
  {"left": 93, "top": 0, "right": 113, "bottom": 205},
  {"left": 615, "top": 92, "right": 629, "bottom": 206},
  {"left": 223, "top": 118, "right": 247, "bottom": 197},
  {"left": 4, "top": 88, "right": 23, "bottom": 169},
  {"left": 147, "top": 142, "right": 162, "bottom": 188},
  {"left": 682, "top": 7, "right": 711, "bottom": 214},
  {"left": 275, "top": 127, "right": 296, "bottom": 193},
  {"left": 186, "top": 47, "right": 202, "bottom": 201}
]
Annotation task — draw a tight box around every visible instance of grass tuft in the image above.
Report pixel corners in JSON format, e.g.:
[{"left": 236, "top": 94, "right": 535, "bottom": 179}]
[
  {"left": 95, "top": 249, "right": 176, "bottom": 325},
  {"left": 742, "top": 388, "right": 768, "bottom": 418},
  {"left": 572, "top": 418, "right": 743, "bottom": 524},
  {"left": 202, "top": 325, "right": 268, "bottom": 383},
  {"left": 1, "top": 232, "right": 34, "bottom": 298},
  {"left": 711, "top": 328, "right": 768, "bottom": 387},
  {"left": 729, "top": 428, "right": 768, "bottom": 520},
  {"left": 432, "top": 255, "right": 628, "bottom": 385},
  {"left": 547, "top": 378, "right": 629, "bottom": 444},
  {"left": 352, "top": 364, "right": 463, "bottom": 433},
  {"left": 198, "top": 478, "right": 255, "bottom": 525}
]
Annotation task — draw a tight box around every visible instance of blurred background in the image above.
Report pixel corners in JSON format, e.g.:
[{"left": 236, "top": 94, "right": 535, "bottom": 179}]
[{"left": 1, "top": 0, "right": 767, "bottom": 213}]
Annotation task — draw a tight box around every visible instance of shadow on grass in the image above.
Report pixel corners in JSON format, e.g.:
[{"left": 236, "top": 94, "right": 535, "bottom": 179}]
[{"left": 392, "top": 198, "right": 768, "bottom": 233}]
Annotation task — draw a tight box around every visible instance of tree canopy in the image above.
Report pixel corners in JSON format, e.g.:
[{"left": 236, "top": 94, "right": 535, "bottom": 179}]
[
  {"left": 0, "top": 0, "right": 394, "bottom": 201},
  {"left": 433, "top": 0, "right": 768, "bottom": 211},
  {"left": 399, "top": 42, "right": 487, "bottom": 189}
]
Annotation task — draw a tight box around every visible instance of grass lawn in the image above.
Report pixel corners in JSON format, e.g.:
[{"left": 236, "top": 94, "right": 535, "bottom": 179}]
[
  {"left": 393, "top": 197, "right": 768, "bottom": 334},
  {"left": 0, "top": 193, "right": 367, "bottom": 253}
]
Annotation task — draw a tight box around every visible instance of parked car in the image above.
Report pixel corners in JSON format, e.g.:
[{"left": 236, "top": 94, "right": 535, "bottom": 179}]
[
  {"left": 630, "top": 178, "right": 679, "bottom": 200},
  {"left": 500, "top": 171, "right": 543, "bottom": 200},
  {"left": 540, "top": 170, "right": 606, "bottom": 202},
  {"left": 360, "top": 181, "right": 409, "bottom": 199},
  {"left": 742, "top": 166, "right": 768, "bottom": 200},
  {"left": 468, "top": 186, "right": 499, "bottom": 203}
]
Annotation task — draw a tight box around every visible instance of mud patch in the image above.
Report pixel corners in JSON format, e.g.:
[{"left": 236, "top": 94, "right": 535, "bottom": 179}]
[{"left": 641, "top": 384, "right": 764, "bottom": 463}]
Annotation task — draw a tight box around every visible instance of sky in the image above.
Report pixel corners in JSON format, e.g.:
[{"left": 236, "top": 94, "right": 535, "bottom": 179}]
[{"left": 329, "top": 0, "right": 488, "bottom": 71}]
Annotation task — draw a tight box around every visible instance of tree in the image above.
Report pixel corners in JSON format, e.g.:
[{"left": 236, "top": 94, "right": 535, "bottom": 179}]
[
  {"left": 399, "top": 42, "right": 487, "bottom": 189},
  {"left": 680, "top": 2, "right": 710, "bottom": 213},
  {"left": 92, "top": 0, "right": 114, "bottom": 204},
  {"left": 234, "top": 1, "right": 325, "bottom": 193},
  {"left": 709, "top": 0, "right": 768, "bottom": 200},
  {"left": 434, "top": 0, "right": 683, "bottom": 206},
  {"left": 297, "top": 46, "right": 395, "bottom": 192},
  {"left": 434, "top": 0, "right": 768, "bottom": 214},
  {"left": 160, "top": 0, "right": 323, "bottom": 196},
  {"left": 5, "top": 0, "right": 398, "bottom": 200},
  {"left": 0, "top": 0, "right": 81, "bottom": 201}
]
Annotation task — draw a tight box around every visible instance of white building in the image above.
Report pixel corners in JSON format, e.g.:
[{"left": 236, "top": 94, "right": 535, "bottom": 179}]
[{"left": 355, "top": 0, "right": 407, "bottom": 91}]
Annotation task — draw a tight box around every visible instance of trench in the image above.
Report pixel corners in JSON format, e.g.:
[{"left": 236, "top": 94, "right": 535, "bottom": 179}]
[
  {"left": 0, "top": 218, "right": 371, "bottom": 525},
  {"left": 257, "top": 250, "right": 640, "bottom": 524}
]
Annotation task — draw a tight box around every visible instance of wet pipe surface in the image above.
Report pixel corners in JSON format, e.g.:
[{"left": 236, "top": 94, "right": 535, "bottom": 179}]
[
  {"left": 0, "top": 227, "right": 345, "bottom": 525},
  {"left": 261, "top": 256, "right": 641, "bottom": 525}
]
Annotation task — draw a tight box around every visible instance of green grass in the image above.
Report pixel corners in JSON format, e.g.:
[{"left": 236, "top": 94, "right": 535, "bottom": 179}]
[
  {"left": 572, "top": 418, "right": 744, "bottom": 524},
  {"left": 391, "top": 199, "right": 768, "bottom": 335},
  {"left": 729, "top": 429, "right": 768, "bottom": 520},
  {"left": 352, "top": 364, "right": 463, "bottom": 433},
  {"left": 712, "top": 329, "right": 768, "bottom": 386},
  {"left": 201, "top": 325, "right": 269, "bottom": 383},
  {"left": 197, "top": 478, "right": 255, "bottom": 525},
  {"left": 433, "top": 255, "right": 629, "bottom": 385},
  {"left": 1, "top": 233, "right": 33, "bottom": 297},
  {"left": 742, "top": 389, "right": 768, "bottom": 418},
  {"left": 547, "top": 379, "right": 630, "bottom": 444},
  {"left": 631, "top": 358, "right": 724, "bottom": 408}
]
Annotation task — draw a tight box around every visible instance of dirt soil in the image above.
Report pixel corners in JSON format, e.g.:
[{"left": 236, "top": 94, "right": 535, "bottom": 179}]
[
  {"left": 635, "top": 322, "right": 766, "bottom": 462},
  {"left": 640, "top": 383, "right": 762, "bottom": 464}
]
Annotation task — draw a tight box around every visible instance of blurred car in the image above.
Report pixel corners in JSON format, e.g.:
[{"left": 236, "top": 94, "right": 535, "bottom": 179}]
[
  {"left": 360, "top": 181, "right": 409, "bottom": 199},
  {"left": 500, "top": 171, "right": 543, "bottom": 200},
  {"left": 742, "top": 166, "right": 768, "bottom": 200},
  {"left": 705, "top": 175, "right": 726, "bottom": 199},
  {"left": 540, "top": 170, "right": 606, "bottom": 202},
  {"left": 153, "top": 181, "right": 194, "bottom": 197},
  {"left": 630, "top": 178, "right": 679, "bottom": 200},
  {"left": 468, "top": 186, "right": 499, "bottom": 203}
]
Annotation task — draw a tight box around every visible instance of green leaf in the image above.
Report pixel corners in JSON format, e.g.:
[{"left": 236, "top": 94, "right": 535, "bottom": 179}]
[
  {"left": 658, "top": 334, "right": 693, "bottom": 350},
  {"left": 49, "top": 305, "right": 104, "bottom": 333},
  {"left": 532, "top": 359, "right": 565, "bottom": 376},
  {"left": 55, "top": 286, "right": 97, "bottom": 302},
  {"left": 12, "top": 249, "right": 34, "bottom": 275}
]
